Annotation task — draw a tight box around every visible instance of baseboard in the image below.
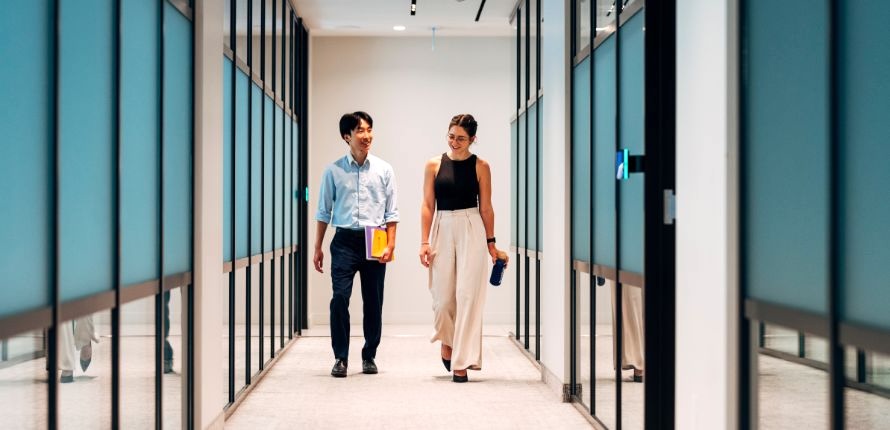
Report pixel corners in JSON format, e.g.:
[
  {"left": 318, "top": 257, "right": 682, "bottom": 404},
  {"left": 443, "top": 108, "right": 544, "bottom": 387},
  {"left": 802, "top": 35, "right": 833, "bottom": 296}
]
[
  {"left": 507, "top": 333, "right": 575, "bottom": 403},
  {"left": 222, "top": 336, "right": 301, "bottom": 421},
  {"left": 540, "top": 362, "right": 576, "bottom": 403},
  {"left": 206, "top": 410, "right": 225, "bottom": 430}
]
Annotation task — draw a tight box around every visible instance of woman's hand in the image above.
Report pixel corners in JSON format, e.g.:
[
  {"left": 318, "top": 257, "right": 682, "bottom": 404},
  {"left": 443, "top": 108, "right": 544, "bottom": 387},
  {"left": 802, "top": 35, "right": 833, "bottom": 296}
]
[
  {"left": 419, "top": 243, "right": 432, "bottom": 268},
  {"left": 487, "top": 243, "right": 508, "bottom": 267}
]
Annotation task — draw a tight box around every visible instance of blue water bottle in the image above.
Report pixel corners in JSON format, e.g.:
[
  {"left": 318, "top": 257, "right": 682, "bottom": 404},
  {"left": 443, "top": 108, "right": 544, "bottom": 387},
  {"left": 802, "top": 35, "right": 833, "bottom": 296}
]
[{"left": 489, "top": 251, "right": 508, "bottom": 286}]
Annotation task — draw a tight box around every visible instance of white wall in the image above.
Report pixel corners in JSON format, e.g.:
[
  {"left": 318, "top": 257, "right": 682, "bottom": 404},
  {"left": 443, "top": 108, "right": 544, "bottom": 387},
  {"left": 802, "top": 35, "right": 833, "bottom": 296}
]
[
  {"left": 307, "top": 36, "right": 515, "bottom": 326},
  {"left": 676, "top": 0, "right": 738, "bottom": 428},
  {"left": 195, "top": 0, "right": 226, "bottom": 427}
]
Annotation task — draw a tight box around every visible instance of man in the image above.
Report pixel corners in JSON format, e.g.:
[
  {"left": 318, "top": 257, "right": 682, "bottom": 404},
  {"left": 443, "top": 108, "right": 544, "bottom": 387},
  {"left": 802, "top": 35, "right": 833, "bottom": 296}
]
[{"left": 314, "top": 111, "right": 399, "bottom": 378}]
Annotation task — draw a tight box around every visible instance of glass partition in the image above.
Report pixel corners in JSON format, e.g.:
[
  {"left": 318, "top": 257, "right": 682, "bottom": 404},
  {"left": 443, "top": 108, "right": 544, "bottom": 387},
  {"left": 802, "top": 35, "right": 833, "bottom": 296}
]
[
  {"left": 741, "top": 0, "right": 890, "bottom": 426},
  {"left": 1, "top": 329, "right": 48, "bottom": 428},
  {"left": 0, "top": 1, "right": 52, "bottom": 318}
]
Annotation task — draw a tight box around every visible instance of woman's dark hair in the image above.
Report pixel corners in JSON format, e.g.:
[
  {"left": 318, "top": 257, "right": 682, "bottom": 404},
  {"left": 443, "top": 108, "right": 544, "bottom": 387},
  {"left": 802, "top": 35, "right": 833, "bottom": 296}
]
[
  {"left": 448, "top": 114, "right": 478, "bottom": 138},
  {"left": 339, "top": 111, "right": 373, "bottom": 139}
]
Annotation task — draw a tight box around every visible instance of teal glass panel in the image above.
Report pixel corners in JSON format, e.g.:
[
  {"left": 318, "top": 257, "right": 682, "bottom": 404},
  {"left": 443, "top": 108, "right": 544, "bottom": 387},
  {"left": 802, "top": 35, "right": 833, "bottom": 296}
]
[
  {"left": 293, "top": 120, "right": 300, "bottom": 246},
  {"left": 571, "top": 58, "right": 591, "bottom": 263},
  {"left": 0, "top": 1, "right": 51, "bottom": 316},
  {"left": 594, "top": 36, "right": 617, "bottom": 268},
  {"left": 275, "top": 106, "right": 284, "bottom": 249},
  {"left": 59, "top": 0, "right": 114, "bottom": 301},
  {"left": 236, "top": 70, "right": 250, "bottom": 259},
  {"left": 163, "top": 3, "right": 193, "bottom": 276},
  {"left": 223, "top": 58, "right": 233, "bottom": 262},
  {"left": 527, "top": 103, "right": 538, "bottom": 252},
  {"left": 264, "top": 96, "right": 273, "bottom": 252},
  {"left": 251, "top": 84, "right": 262, "bottom": 255},
  {"left": 284, "top": 116, "right": 292, "bottom": 247},
  {"left": 839, "top": 0, "right": 890, "bottom": 330},
  {"left": 510, "top": 119, "right": 518, "bottom": 247},
  {"left": 618, "top": 11, "right": 645, "bottom": 275},
  {"left": 121, "top": 0, "right": 160, "bottom": 285},
  {"left": 744, "top": 0, "right": 829, "bottom": 313},
  {"left": 536, "top": 97, "right": 543, "bottom": 252},
  {"left": 518, "top": 113, "right": 527, "bottom": 249}
]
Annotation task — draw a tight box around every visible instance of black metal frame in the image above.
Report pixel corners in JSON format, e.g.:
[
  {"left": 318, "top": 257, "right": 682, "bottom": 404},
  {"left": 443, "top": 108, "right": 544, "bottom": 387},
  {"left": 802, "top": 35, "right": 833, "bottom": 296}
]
[
  {"left": 523, "top": 0, "right": 531, "bottom": 352},
  {"left": 641, "top": 0, "right": 676, "bottom": 426},
  {"left": 567, "top": 0, "right": 578, "bottom": 406},
  {"left": 613, "top": 3, "right": 624, "bottom": 425},
  {"left": 585, "top": 0, "right": 595, "bottom": 416},
  {"left": 534, "top": 0, "right": 542, "bottom": 362},
  {"left": 157, "top": 0, "right": 167, "bottom": 424},
  {"left": 514, "top": 6, "right": 522, "bottom": 344},
  {"left": 48, "top": 2, "right": 60, "bottom": 427}
]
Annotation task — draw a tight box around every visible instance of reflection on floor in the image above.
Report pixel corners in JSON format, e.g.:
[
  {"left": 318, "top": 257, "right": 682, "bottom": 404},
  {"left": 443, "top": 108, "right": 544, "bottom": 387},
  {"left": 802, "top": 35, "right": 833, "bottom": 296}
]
[{"left": 225, "top": 325, "right": 592, "bottom": 429}]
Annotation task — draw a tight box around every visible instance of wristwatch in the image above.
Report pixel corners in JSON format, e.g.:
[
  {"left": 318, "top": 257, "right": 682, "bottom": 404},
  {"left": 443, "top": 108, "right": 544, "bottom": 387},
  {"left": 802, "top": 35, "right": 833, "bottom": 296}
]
[{"left": 486, "top": 237, "right": 496, "bottom": 244}]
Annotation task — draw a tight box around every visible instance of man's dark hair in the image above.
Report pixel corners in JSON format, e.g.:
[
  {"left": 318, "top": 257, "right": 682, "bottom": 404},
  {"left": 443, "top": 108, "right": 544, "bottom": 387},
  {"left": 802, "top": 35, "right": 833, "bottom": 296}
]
[{"left": 339, "top": 111, "right": 373, "bottom": 140}]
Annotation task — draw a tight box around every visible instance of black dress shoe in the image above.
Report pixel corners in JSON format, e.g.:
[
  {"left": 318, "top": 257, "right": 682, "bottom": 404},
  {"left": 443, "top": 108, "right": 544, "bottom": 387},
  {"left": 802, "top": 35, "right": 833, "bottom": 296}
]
[
  {"left": 362, "top": 359, "right": 378, "bottom": 374},
  {"left": 442, "top": 357, "right": 451, "bottom": 372},
  {"left": 331, "top": 359, "right": 348, "bottom": 378},
  {"left": 60, "top": 371, "right": 74, "bottom": 384},
  {"left": 452, "top": 372, "right": 468, "bottom": 383}
]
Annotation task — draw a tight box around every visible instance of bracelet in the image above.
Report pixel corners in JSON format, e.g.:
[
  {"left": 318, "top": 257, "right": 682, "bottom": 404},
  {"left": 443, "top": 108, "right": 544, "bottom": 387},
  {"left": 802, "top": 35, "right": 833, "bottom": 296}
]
[
  {"left": 486, "top": 237, "right": 496, "bottom": 244},
  {"left": 421, "top": 242, "right": 430, "bottom": 245}
]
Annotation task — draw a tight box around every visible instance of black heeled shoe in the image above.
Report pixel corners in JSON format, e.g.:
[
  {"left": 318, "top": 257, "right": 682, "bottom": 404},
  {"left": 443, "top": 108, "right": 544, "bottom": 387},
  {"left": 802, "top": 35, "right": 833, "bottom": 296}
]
[
  {"left": 452, "top": 372, "right": 468, "bottom": 383},
  {"left": 442, "top": 357, "right": 451, "bottom": 372}
]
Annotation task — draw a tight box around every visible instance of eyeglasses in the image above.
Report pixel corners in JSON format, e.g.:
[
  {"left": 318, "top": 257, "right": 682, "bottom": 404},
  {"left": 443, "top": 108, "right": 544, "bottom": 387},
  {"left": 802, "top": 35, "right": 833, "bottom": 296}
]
[{"left": 446, "top": 133, "right": 470, "bottom": 143}]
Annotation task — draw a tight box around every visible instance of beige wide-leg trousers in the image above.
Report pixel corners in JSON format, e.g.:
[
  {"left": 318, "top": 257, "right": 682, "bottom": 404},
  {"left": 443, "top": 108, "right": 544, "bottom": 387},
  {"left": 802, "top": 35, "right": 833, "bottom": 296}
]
[
  {"left": 59, "top": 316, "right": 99, "bottom": 372},
  {"left": 428, "top": 207, "right": 488, "bottom": 371},
  {"left": 611, "top": 284, "right": 644, "bottom": 371}
]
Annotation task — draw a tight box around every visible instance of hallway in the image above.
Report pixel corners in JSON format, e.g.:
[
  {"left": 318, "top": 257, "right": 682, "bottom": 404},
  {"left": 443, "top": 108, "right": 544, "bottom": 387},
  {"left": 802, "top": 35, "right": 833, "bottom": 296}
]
[{"left": 224, "top": 326, "right": 591, "bottom": 429}]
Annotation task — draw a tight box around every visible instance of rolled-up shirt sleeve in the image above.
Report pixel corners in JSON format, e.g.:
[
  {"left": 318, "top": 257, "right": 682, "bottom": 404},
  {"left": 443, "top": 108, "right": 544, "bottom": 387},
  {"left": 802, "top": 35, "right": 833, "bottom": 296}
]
[
  {"left": 382, "top": 167, "right": 400, "bottom": 224},
  {"left": 315, "top": 167, "right": 335, "bottom": 223}
]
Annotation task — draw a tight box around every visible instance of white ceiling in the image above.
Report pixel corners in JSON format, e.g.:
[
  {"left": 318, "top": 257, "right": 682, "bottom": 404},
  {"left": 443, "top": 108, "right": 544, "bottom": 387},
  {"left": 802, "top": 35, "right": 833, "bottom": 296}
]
[{"left": 291, "top": 0, "right": 519, "bottom": 37}]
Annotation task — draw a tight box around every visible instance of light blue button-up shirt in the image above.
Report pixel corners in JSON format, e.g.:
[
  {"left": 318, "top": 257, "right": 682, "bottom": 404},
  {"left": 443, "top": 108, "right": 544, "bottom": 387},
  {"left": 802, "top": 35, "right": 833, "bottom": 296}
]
[{"left": 315, "top": 153, "right": 400, "bottom": 229}]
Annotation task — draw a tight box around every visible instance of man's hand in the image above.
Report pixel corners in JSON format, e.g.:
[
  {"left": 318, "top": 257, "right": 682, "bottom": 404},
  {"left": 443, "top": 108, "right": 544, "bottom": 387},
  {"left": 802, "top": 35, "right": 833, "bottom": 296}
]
[
  {"left": 313, "top": 248, "right": 325, "bottom": 273},
  {"left": 377, "top": 246, "right": 394, "bottom": 264}
]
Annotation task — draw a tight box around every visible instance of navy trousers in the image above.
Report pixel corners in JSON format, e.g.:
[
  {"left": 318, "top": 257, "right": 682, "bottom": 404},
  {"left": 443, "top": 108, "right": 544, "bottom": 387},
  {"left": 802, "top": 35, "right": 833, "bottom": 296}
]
[{"left": 329, "top": 228, "right": 386, "bottom": 361}]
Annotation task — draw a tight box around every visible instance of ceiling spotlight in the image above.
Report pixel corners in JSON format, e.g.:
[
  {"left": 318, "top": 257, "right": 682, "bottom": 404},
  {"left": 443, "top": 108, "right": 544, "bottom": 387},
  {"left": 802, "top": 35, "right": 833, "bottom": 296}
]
[
  {"left": 411, "top": 0, "right": 417, "bottom": 16},
  {"left": 393, "top": 25, "right": 406, "bottom": 31}
]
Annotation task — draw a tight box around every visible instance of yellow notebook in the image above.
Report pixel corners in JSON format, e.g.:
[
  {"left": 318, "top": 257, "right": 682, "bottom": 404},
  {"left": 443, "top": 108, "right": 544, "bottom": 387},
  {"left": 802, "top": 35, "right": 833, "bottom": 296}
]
[{"left": 364, "top": 226, "right": 392, "bottom": 260}]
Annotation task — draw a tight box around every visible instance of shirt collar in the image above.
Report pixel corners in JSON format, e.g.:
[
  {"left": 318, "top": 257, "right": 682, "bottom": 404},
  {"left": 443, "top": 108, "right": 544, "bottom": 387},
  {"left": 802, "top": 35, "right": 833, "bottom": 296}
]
[{"left": 346, "top": 152, "right": 370, "bottom": 168}]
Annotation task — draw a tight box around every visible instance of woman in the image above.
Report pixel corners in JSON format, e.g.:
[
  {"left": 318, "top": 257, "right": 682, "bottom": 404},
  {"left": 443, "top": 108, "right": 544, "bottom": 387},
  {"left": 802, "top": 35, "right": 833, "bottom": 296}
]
[{"left": 419, "top": 114, "right": 507, "bottom": 383}]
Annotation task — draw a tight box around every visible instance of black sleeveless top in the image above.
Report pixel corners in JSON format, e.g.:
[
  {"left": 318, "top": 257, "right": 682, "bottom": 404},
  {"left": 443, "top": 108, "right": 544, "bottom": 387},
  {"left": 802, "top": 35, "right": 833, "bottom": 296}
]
[{"left": 434, "top": 153, "right": 479, "bottom": 210}]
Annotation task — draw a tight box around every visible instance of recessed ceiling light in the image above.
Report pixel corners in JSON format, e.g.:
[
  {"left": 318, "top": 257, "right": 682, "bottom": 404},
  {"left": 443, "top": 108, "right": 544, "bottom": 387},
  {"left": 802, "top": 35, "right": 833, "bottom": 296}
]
[{"left": 393, "top": 25, "right": 406, "bottom": 31}]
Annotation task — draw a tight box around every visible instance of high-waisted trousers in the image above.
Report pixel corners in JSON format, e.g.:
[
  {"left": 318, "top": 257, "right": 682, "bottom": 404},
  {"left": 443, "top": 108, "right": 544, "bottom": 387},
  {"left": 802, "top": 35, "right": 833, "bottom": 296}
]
[{"left": 428, "top": 207, "right": 488, "bottom": 371}]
